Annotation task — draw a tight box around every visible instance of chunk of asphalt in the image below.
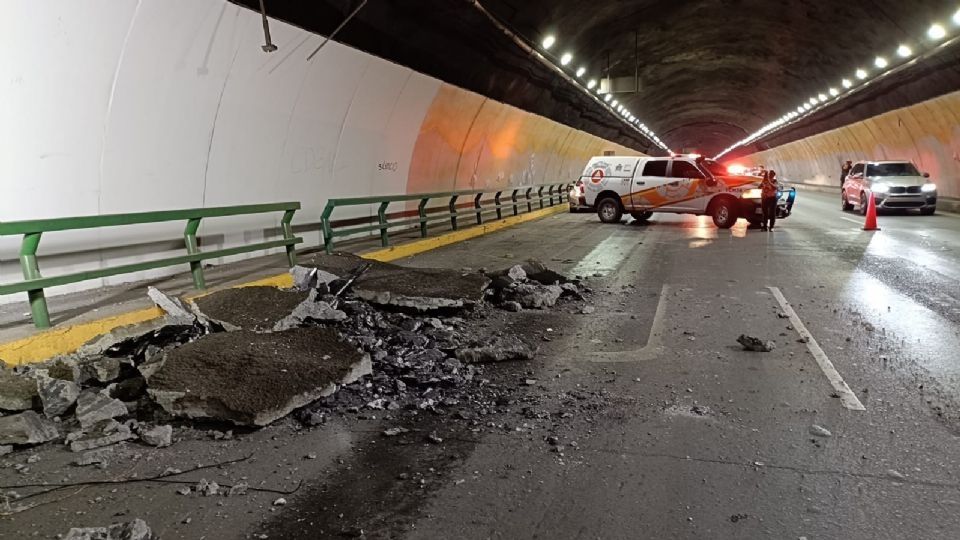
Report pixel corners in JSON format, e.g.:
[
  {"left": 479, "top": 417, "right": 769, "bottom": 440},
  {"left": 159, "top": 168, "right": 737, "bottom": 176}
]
[
  {"left": 273, "top": 289, "right": 348, "bottom": 331},
  {"left": 809, "top": 424, "right": 832, "bottom": 438},
  {"left": 67, "top": 419, "right": 136, "bottom": 452},
  {"left": 737, "top": 334, "right": 776, "bottom": 352},
  {"left": 349, "top": 264, "right": 490, "bottom": 311},
  {"left": 75, "top": 390, "right": 128, "bottom": 429},
  {"left": 35, "top": 371, "right": 80, "bottom": 418},
  {"left": 63, "top": 518, "right": 156, "bottom": 540},
  {"left": 457, "top": 335, "right": 538, "bottom": 364},
  {"left": 147, "top": 327, "right": 372, "bottom": 427},
  {"left": 520, "top": 259, "right": 570, "bottom": 285},
  {"left": 139, "top": 424, "right": 173, "bottom": 447},
  {"left": 0, "top": 411, "right": 59, "bottom": 445},
  {"left": 511, "top": 283, "right": 563, "bottom": 309},
  {"left": 81, "top": 357, "right": 122, "bottom": 383},
  {"left": 290, "top": 265, "right": 339, "bottom": 291},
  {"left": 193, "top": 286, "right": 310, "bottom": 331},
  {"left": 0, "top": 368, "right": 40, "bottom": 411}
]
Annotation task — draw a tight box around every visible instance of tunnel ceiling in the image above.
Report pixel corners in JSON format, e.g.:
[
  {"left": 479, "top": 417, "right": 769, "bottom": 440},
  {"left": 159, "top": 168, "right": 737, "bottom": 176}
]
[{"left": 238, "top": 0, "right": 958, "bottom": 157}]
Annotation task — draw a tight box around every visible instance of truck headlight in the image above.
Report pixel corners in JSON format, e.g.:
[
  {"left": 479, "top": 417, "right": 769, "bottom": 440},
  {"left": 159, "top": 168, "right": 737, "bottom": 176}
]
[
  {"left": 872, "top": 183, "right": 890, "bottom": 194},
  {"left": 741, "top": 188, "right": 762, "bottom": 199},
  {"left": 921, "top": 183, "right": 937, "bottom": 193}
]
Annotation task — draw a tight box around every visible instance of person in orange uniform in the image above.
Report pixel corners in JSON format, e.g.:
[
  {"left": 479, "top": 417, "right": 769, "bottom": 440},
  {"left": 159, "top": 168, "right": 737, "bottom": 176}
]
[{"left": 759, "top": 170, "right": 780, "bottom": 231}]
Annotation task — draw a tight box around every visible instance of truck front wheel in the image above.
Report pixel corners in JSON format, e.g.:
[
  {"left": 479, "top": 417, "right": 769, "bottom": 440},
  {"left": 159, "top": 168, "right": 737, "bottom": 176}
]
[
  {"left": 597, "top": 197, "right": 623, "bottom": 224},
  {"left": 711, "top": 198, "right": 738, "bottom": 229}
]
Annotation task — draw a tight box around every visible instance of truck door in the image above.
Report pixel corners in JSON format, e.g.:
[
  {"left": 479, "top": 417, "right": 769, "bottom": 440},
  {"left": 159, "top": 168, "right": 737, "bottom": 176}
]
[
  {"left": 631, "top": 159, "right": 671, "bottom": 210},
  {"left": 662, "top": 160, "right": 709, "bottom": 212}
]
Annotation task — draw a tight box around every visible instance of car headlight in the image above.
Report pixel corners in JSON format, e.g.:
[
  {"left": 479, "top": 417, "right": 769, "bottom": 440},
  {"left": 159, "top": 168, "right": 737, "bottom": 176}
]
[
  {"left": 921, "top": 183, "right": 937, "bottom": 193},
  {"left": 741, "top": 188, "right": 762, "bottom": 199},
  {"left": 872, "top": 183, "right": 890, "bottom": 194}
]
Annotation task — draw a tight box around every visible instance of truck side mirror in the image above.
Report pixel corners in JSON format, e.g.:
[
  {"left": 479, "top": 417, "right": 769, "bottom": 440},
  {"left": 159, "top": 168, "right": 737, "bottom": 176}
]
[{"left": 923, "top": 172, "right": 930, "bottom": 178}]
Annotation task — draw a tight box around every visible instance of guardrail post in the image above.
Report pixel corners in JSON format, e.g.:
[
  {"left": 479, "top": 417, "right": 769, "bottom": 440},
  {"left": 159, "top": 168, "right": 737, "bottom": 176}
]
[
  {"left": 321, "top": 202, "right": 335, "bottom": 254},
  {"left": 184, "top": 218, "right": 206, "bottom": 290},
  {"left": 511, "top": 189, "right": 519, "bottom": 216},
  {"left": 494, "top": 191, "right": 503, "bottom": 220},
  {"left": 281, "top": 209, "right": 297, "bottom": 267},
  {"left": 418, "top": 198, "right": 429, "bottom": 237},
  {"left": 449, "top": 195, "right": 459, "bottom": 230},
  {"left": 537, "top": 187, "right": 545, "bottom": 209},
  {"left": 526, "top": 188, "right": 533, "bottom": 212},
  {"left": 558, "top": 183, "right": 565, "bottom": 204},
  {"left": 474, "top": 193, "right": 483, "bottom": 225},
  {"left": 20, "top": 232, "right": 50, "bottom": 329},
  {"left": 547, "top": 185, "right": 555, "bottom": 206},
  {"left": 377, "top": 201, "right": 390, "bottom": 247}
]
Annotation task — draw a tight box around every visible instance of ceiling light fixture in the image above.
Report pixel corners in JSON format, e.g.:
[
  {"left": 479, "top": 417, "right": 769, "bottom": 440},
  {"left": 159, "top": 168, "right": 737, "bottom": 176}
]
[
  {"left": 604, "top": 94, "right": 612, "bottom": 102},
  {"left": 576, "top": 66, "right": 586, "bottom": 77},
  {"left": 542, "top": 35, "right": 556, "bottom": 49},
  {"left": 587, "top": 79, "right": 596, "bottom": 89},
  {"left": 856, "top": 68, "right": 868, "bottom": 79},
  {"left": 818, "top": 93, "right": 828, "bottom": 101},
  {"left": 829, "top": 87, "right": 839, "bottom": 97},
  {"left": 842, "top": 78, "right": 853, "bottom": 88},
  {"left": 928, "top": 23, "right": 947, "bottom": 40},
  {"left": 560, "top": 52, "right": 573, "bottom": 65},
  {"left": 954, "top": 9, "right": 960, "bottom": 25},
  {"left": 874, "top": 56, "right": 888, "bottom": 69},
  {"left": 897, "top": 44, "right": 913, "bottom": 57}
]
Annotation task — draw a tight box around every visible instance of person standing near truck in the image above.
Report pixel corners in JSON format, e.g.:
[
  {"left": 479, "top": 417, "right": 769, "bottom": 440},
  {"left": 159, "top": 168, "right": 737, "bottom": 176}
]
[
  {"left": 760, "top": 170, "right": 780, "bottom": 231},
  {"left": 840, "top": 160, "right": 852, "bottom": 186}
]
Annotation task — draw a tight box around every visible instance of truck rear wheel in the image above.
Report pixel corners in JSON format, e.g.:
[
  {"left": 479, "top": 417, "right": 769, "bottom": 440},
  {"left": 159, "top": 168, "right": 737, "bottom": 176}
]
[
  {"left": 597, "top": 197, "right": 623, "bottom": 224},
  {"left": 711, "top": 198, "right": 737, "bottom": 229}
]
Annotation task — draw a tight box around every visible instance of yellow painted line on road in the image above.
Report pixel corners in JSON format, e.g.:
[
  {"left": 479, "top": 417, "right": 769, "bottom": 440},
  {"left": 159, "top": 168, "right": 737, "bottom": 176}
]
[{"left": 0, "top": 205, "right": 564, "bottom": 365}]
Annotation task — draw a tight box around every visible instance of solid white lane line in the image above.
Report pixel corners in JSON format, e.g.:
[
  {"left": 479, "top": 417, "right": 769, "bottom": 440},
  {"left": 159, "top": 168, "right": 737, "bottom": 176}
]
[
  {"left": 768, "top": 286, "right": 866, "bottom": 411},
  {"left": 591, "top": 283, "right": 669, "bottom": 362},
  {"left": 840, "top": 216, "right": 863, "bottom": 225}
]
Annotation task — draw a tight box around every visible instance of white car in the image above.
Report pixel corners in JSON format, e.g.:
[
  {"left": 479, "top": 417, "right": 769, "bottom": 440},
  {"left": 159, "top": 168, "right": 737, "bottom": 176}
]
[
  {"left": 580, "top": 155, "right": 795, "bottom": 228},
  {"left": 841, "top": 160, "right": 937, "bottom": 215}
]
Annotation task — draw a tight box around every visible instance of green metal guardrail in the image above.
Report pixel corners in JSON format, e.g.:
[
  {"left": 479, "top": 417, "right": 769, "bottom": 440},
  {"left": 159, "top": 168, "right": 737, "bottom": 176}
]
[
  {"left": 320, "top": 183, "right": 570, "bottom": 254},
  {"left": 0, "top": 202, "right": 303, "bottom": 329}
]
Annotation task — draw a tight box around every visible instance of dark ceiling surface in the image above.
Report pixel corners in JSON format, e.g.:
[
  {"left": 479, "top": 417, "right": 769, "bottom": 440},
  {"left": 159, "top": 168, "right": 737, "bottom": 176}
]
[{"left": 235, "top": 0, "right": 960, "bottom": 157}]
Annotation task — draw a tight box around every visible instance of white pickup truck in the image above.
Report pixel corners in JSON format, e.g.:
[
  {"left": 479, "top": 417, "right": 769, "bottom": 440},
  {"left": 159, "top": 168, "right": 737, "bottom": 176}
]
[{"left": 580, "top": 154, "right": 795, "bottom": 228}]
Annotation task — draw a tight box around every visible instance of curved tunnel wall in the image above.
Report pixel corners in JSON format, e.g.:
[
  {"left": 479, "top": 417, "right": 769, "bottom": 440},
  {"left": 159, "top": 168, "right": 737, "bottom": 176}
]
[
  {"left": 740, "top": 90, "right": 960, "bottom": 199},
  {"left": 0, "top": 1, "right": 638, "bottom": 302}
]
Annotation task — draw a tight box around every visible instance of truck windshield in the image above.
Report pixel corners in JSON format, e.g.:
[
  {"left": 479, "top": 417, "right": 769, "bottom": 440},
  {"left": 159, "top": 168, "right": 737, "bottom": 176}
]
[
  {"left": 867, "top": 162, "right": 920, "bottom": 177},
  {"left": 698, "top": 159, "right": 727, "bottom": 177}
]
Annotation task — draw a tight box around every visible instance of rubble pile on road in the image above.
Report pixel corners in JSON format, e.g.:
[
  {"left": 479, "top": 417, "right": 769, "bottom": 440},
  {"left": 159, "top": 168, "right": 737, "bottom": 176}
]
[{"left": 0, "top": 253, "right": 588, "bottom": 458}]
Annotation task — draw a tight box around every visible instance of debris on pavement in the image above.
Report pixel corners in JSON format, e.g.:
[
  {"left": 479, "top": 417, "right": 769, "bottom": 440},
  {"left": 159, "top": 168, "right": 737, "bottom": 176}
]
[
  {"left": 0, "top": 367, "right": 40, "bottom": 411},
  {"left": 193, "top": 286, "right": 309, "bottom": 331},
  {"left": 0, "top": 411, "right": 59, "bottom": 445},
  {"left": 35, "top": 371, "right": 81, "bottom": 418},
  {"left": 63, "top": 518, "right": 156, "bottom": 540},
  {"left": 147, "top": 327, "right": 372, "bottom": 426},
  {"left": 808, "top": 424, "right": 832, "bottom": 438},
  {"left": 138, "top": 424, "right": 173, "bottom": 447},
  {"left": 737, "top": 334, "right": 776, "bottom": 352}
]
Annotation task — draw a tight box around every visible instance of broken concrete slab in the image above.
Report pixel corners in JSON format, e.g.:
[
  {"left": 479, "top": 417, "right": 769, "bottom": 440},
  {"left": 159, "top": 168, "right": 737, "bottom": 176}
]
[
  {"left": 0, "top": 368, "right": 40, "bottom": 411},
  {"left": 0, "top": 410, "right": 59, "bottom": 445},
  {"left": 75, "top": 390, "right": 128, "bottom": 429},
  {"left": 273, "top": 289, "right": 347, "bottom": 331},
  {"left": 520, "top": 259, "right": 570, "bottom": 285},
  {"left": 64, "top": 518, "right": 156, "bottom": 540},
  {"left": 304, "top": 253, "right": 490, "bottom": 312},
  {"left": 0, "top": 444, "right": 12, "bottom": 456},
  {"left": 73, "top": 448, "right": 112, "bottom": 467},
  {"left": 456, "top": 336, "right": 538, "bottom": 364},
  {"left": 139, "top": 424, "right": 172, "bottom": 447},
  {"left": 147, "top": 286, "right": 195, "bottom": 325},
  {"left": 81, "top": 357, "right": 121, "bottom": 383},
  {"left": 67, "top": 419, "right": 136, "bottom": 452},
  {"left": 510, "top": 283, "right": 563, "bottom": 309},
  {"left": 35, "top": 371, "right": 80, "bottom": 418},
  {"left": 147, "top": 327, "right": 372, "bottom": 426},
  {"left": 290, "top": 265, "right": 339, "bottom": 291},
  {"left": 192, "top": 286, "right": 310, "bottom": 331}
]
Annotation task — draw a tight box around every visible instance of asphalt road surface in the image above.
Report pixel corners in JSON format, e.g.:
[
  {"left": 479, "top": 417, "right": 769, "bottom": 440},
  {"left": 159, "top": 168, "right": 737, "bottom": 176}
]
[{"left": 283, "top": 190, "right": 960, "bottom": 539}]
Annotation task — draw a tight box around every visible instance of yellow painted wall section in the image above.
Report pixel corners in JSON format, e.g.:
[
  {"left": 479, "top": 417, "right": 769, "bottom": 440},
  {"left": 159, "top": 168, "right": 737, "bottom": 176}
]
[
  {"left": 408, "top": 83, "right": 642, "bottom": 195},
  {"left": 741, "top": 90, "right": 960, "bottom": 198}
]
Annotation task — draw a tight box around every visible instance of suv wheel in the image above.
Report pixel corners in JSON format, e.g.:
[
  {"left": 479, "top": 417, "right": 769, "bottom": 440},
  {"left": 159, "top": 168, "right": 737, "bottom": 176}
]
[
  {"left": 859, "top": 192, "right": 868, "bottom": 216},
  {"left": 711, "top": 198, "right": 737, "bottom": 229},
  {"left": 597, "top": 197, "right": 623, "bottom": 224}
]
